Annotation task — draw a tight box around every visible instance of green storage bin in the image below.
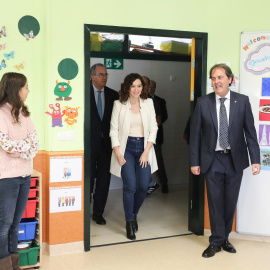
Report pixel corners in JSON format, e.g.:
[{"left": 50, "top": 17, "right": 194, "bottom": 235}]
[{"left": 18, "top": 241, "right": 40, "bottom": 267}]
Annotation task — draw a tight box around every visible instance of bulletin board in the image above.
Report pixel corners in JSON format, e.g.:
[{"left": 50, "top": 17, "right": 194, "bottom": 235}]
[{"left": 237, "top": 31, "right": 270, "bottom": 236}]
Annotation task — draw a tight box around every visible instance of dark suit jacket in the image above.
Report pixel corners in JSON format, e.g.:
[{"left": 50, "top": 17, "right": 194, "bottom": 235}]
[
  {"left": 190, "top": 91, "right": 260, "bottom": 174},
  {"left": 154, "top": 95, "right": 168, "bottom": 145},
  {"left": 90, "top": 85, "right": 119, "bottom": 155}
]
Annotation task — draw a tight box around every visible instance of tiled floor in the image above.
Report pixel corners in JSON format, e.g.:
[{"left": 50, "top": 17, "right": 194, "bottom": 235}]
[
  {"left": 38, "top": 184, "right": 270, "bottom": 270},
  {"left": 90, "top": 184, "right": 190, "bottom": 246},
  {"left": 40, "top": 234, "right": 270, "bottom": 270}
]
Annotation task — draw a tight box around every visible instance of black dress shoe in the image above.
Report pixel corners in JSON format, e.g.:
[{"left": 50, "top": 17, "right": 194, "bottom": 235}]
[
  {"left": 202, "top": 244, "right": 221, "bottom": 258},
  {"left": 162, "top": 184, "right": 169, "bottom": 193},
  {"left": 221, "top": 240, "right": 236, "bottom": 253},
  {"left": 126, "top": 221, "right": 136, "bottom": 240},
  {"left": 92, "top": 214, "right": 106, "bottom": 225},
  {"left": 132, "top": 215, "right": 138, "bottom": 232}
]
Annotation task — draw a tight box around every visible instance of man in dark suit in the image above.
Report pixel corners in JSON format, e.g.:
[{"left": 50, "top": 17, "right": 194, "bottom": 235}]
[
  {"left": 190, "top": 64, "right": 261, "bottom": 258},
  {"left": 148, "top": 79, "right": 169, "bottom": 193},
  {"left": 90, "top": 63, "right": 119, "bottom": 225}
]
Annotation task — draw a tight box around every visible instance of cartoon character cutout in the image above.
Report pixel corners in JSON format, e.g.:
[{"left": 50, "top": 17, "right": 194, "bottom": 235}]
[
  {"left": 58, "top": 197, "right": 61, "bottom": 207},
  {"left": 45, "top": 103, "right": 65, "bottom": 127},
  {"left": 14, "top": 62, "right": 24, "bottom": 71},
  {"left": 64, "top": 106, "right": 80, "bottom": 127},
  {"left": 0, "top": 26, "right": 6, "bottom": 38},
  {"left": 0, "top": 60, "right": 6, "bottom": 70},
  {"left": 3, "top": 51, "right": 14, "bottom": 60},
  {"left": 54, "top": 80, "right": 72, "bottom": 101},
  {"left": 0, "top": 42, "right": 5, "bottom": 50},
  {"left": 24, "top": 30, "right": 35, "bottom": 41}
]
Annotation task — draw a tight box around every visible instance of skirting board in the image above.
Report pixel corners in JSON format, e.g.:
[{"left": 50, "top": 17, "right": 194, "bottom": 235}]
[{"left": 43, "top": 241, "right": 84, "bottom": 256}]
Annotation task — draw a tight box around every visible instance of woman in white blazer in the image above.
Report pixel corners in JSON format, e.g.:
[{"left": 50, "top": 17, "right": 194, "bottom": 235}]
[{"left": 110, "top": 73, "right": 158, "bottom": 240}]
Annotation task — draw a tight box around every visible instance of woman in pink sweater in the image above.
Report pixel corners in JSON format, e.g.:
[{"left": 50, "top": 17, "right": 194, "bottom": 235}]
[{"left": 0, "top": 73, "right": 38, "bottom": 270}]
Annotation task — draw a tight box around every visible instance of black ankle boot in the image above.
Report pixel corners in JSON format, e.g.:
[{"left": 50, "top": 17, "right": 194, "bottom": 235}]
[
  {"left": 126, "top": 221, "right": 136, "bottom": 240},
  {"left": 133, "top": 215, "right": 138, "bottom": 232}
]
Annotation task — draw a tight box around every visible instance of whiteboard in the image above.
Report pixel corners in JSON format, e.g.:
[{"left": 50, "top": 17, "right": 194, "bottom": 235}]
[{"left": 237, "top": 31, "right": 270, "bottom": 236}]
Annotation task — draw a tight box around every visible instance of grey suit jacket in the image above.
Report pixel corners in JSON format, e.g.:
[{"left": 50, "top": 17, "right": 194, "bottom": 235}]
[{"left": 190, "top": 91, "right": 260, "bottom": 174}]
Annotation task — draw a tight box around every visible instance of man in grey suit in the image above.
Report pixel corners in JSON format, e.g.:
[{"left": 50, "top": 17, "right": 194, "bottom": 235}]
[{"left": 190, "top": 64, "right": 261, "bottom": 258}]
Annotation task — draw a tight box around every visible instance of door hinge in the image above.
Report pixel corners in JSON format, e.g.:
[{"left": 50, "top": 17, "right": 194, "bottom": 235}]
[
  {"left": 192, "top": 58, "right": 195, "bottom": 69},
  {"left": 190, "top": 200, "right": 193, "bottom": 209}
]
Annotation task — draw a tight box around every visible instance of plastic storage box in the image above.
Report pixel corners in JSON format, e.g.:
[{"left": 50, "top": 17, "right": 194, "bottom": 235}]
[
  {"left": 90, "top": 33, "right": 102, "bottom": 51},
  {"left": 160, "top": 40, "right": 191, "bottom": 55},
  {"left": 28, "top": 188, "right": 38, "bottom": 199},
  {"left": 102, "top": 40, "right": 124, "bottom": 52},
  {"left": 30, "top": 177, "right": 38, "bottom": 187},
  {"left": 22, "top": 199, "right": 38, "bottom": 218},
  {"left": 18, "top": 219, "right": 38, "bottom": 241},
  {"left": 18, "top": 241, "right": 40, "bottom": 267}
]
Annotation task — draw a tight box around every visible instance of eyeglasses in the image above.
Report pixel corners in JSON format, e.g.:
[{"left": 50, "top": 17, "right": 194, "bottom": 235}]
[{"left": 95, "top": 73, "right": 109, "bottom": 78}]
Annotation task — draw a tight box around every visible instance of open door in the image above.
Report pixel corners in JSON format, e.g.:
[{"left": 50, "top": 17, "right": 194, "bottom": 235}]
[
  {"left": 84, "top": 24, "right": 208, "bottom": 250},
  {"left": 188, "top": 37, "right": 207, "bottom": 235}
]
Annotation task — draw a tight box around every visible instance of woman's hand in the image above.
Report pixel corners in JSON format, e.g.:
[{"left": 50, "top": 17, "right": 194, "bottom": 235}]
[
  {"left": 116, "top": 152, "right": 126, "bottom": 166},
  {"left": 139, "top": 151, "right": 149, "bottom": 168},
  {"left": 6, "top": 152, "right": 20, "bottom": 158},
  {"left": 113, "top": 146, "right": 126, "bottom": 166}
]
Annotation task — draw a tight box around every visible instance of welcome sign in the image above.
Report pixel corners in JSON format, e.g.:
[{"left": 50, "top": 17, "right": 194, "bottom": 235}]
[
  {"left": 245, "top": 44, "right": 270, "bottom": 74},
  {"left": 237, "top": 31, "right": 270, "bottom": 236}
]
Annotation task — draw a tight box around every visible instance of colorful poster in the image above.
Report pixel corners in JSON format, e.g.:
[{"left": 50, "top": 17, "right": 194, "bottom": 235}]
[
  {"left": 50, "top": 186, "right": 82, "bottom": 213},
  {"left": 50, "top": 156, "right": 82, "bottom": 183},
  {"left": 260, "top": 149, "right": 270, "bottom": 170},
  {"left": 259, "top": 99, "right": 270, "bottom": 121},
  {"left": 262, "top": 78, "right": 270, "bottom": 96},
  {"left": 259, "top": 124, "right": 270, "bottom": 146}
]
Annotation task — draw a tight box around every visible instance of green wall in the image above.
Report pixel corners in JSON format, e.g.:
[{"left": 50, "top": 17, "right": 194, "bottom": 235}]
[{"left": 2, "top": 0, "right": 270, "bottom": 151}]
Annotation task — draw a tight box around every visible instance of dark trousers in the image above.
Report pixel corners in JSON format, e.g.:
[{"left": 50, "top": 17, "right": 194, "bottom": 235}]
[
  {"left": 149, "top": 143, "right": 168, "bottom": 186},
  {"left": 121, "top": 137, "right": 151, "bottom": 221},
  {"left": 0, "top": 176, "right": 31, "bottom": 259},
  {"left": 91, "top": 140, "right": 111, "bottom": 216},
  {"left": 205, "top": 151, "right": 243, "bottom": 246},
  {"left": 154, "top": 143, "right": 168, "bottom": 185}
]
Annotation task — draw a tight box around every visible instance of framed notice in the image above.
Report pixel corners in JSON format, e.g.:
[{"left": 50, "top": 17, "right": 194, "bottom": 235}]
[
  {"left": 50, "top": 186, "right": 82, "bottom": 213},
  {"left": 50, "top": 156, "right": 82, "bottom": 183}
]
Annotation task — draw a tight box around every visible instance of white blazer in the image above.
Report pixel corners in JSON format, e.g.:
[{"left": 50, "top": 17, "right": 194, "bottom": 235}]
[{"left": 110, "top": 98, "right": 158, "bottom": 177}]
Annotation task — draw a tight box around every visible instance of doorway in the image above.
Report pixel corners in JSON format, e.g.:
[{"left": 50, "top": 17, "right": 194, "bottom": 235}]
[{"left": 83, "top": 24, "right": 207, "bottom": 251}]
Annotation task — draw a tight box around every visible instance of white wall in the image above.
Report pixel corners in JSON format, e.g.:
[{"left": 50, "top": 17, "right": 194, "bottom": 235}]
[{"left": 90, "top": 58, "right": 191, "bottom": 189}]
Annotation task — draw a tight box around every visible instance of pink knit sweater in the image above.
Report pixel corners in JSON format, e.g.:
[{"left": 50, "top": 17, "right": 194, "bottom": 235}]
[{"left": 0, "top": 103, "right": 39, "bottom": 179}]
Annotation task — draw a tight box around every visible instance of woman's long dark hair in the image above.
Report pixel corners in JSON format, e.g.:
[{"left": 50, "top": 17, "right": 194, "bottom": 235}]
[
  {"left": 119, "top": 73, "right": 148, "bottom": 103},
  {"left": 0, "top": 72, "right": 30, "bottom": 123}
]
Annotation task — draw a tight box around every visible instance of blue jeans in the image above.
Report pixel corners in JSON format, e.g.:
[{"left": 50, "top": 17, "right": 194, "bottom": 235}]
[
  {"left": 121, "top": 137, "right": 151, "bottom": 221},
  {"left": 0, "top": 176, "right": 31, "bottom": 259}
]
